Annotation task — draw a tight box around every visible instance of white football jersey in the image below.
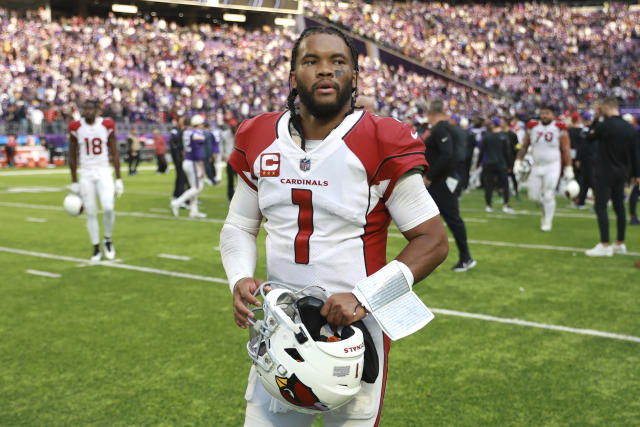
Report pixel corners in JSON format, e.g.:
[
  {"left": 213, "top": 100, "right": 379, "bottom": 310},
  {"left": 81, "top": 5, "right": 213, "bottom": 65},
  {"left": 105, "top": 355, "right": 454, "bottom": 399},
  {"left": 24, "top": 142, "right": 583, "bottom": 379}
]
[
  {"left": 69, "top": 117, "right": 115, "bottom": 169},
  {"left": 526, "top": 119, "right": 567, "bottom": 166},
  {"left": 229, "top": 110, "right": 427, "bottom": 294}
]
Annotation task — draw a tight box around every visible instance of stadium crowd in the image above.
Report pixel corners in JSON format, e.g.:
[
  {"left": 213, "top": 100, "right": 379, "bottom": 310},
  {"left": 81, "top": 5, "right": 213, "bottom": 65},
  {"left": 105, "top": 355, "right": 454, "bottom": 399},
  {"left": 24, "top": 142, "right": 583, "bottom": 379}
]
[
  {"left": 310, "top": 1, "right": 640, "bottom": 113},
  {"left": 1, "top": 2, "right": 639, "bottom": 134},
  {"left": 0, "top": 5, "right": 522, "bottom": 134}
]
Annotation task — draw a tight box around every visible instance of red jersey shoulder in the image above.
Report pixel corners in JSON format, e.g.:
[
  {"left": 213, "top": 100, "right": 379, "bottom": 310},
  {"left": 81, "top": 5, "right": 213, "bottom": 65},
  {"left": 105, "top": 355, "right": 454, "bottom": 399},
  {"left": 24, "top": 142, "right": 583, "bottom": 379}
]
[
  {"left": 101, "top": 118, "right": 115, "bottom": 130},
  {"left": 526, "top": 120, "right": 539, "bottom": 129},
  {"left": 365, "top": 113, "right": 424, "bottom": 151},
  {"left": 554, "top": 120, "right": 567, "bottom": 131},
  {"left": 68, "top": 120, "right": 81, "bottom": 132},
  {"left": 235, "top": 112, "right": 283, "bottom": 152}
]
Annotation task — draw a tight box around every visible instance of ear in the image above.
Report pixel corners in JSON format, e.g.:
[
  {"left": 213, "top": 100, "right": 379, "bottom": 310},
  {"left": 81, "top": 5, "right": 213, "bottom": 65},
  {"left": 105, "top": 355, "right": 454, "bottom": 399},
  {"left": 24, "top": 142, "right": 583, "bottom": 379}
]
[
  {"left": 290, "top": 72, "right": 297, "bottom": 90},
  {"left": 352, "top": 70, "right": 358, "bottom": 92}
]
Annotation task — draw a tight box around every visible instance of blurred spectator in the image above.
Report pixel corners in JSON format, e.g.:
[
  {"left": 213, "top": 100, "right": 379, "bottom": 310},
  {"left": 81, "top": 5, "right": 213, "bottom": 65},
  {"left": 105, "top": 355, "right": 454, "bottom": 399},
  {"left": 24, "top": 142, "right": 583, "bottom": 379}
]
[
  {"left": 477, "top": 117, "right": 514, "bottom": 213},
  {"left": 5, "top": 134, "right": 17, "bottom": 167},
  {"left": 127, "top": 128, "right": 141, "bottom": 175},
  {"left": 29, "top": 102, "right": 44, "bottom": 135},
  {"left": 169, "top": 116, "right": 189, "bottom": 203},
  {"left": 44, "top": 103, "right": 58, "bottom": 135},
  {"left": 153, "top": 129, "right": 167, "bottom": 174}
]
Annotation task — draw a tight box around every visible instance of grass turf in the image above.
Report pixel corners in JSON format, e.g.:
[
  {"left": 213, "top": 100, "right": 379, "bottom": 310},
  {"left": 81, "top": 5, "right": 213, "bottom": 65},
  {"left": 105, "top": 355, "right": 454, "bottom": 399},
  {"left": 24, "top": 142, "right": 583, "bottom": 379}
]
[{"left": 1, "top": 164, "right": 638, "bottom": 426}]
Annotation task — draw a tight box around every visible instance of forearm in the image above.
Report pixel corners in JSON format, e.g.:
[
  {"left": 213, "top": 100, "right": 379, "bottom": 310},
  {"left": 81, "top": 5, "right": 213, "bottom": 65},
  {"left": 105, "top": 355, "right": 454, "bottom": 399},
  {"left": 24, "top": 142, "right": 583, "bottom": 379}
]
[
  {"left": 69, "top": 141, "right": 77, "bottom": 182},
  {"left": 219, "top": 179, "right": 263, "bottom": 291},
  {"left": 395, "top": 216, "right": 449, "bottom": 283},
  {"left": 386, "top": 174, "right": 448, "bottom": 282},
  {"left": 220, "top": 223, "right": 259, "bottom": 292}
]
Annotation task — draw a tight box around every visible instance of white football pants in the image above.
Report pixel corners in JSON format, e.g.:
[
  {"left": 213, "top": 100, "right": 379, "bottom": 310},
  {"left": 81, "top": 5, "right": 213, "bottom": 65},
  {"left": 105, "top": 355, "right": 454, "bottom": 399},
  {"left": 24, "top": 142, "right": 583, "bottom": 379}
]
[
  {"left": 79, "top": 167, "right": 115, "bottom": 245},
  {"left": 243, "top": 316, "right": 388, "bottom": 427},
  {"left": 527, "top": 162, "right": 560, "bottom": 225},
  {"left": 173, "top": 159, "right": 205, "bottom": 214}
]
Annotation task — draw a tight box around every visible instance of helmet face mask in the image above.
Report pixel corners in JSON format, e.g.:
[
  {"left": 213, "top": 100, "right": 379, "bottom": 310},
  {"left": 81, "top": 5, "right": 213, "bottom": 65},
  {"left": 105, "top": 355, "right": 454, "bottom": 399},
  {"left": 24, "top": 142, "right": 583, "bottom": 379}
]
[{"left": 247, "top": 283, "right": 365, "bottom": 413}]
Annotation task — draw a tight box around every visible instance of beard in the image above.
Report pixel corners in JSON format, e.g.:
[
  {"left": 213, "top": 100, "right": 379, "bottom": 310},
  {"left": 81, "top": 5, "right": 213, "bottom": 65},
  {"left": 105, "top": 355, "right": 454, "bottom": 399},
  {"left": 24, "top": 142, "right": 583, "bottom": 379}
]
[
  {"left": 541, "top": 118, "right": 552, "bottom": 125},
  {"left": 297, "top": 80, "right": 353, "bottom": 119}
]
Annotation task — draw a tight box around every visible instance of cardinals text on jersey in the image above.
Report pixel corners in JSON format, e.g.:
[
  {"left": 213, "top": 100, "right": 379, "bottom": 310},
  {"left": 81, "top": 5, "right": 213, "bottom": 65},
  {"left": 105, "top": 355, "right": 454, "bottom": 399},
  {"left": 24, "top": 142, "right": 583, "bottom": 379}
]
[
  {"left": 68, "top": 117, "right": 115, "bottom": 169},
  {"left": 228, "top": 110, "right": 427, "bottom": 295}
]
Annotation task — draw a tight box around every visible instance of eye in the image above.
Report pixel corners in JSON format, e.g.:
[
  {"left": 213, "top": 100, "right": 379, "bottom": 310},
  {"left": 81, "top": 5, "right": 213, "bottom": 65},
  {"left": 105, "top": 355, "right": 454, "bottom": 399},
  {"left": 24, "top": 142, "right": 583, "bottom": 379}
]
[
  {"left": 302, "top": 58, "right": 316, "bottom": 65},
  {"left": 333, "top": 58, "right": 346, "bottom": 65}
]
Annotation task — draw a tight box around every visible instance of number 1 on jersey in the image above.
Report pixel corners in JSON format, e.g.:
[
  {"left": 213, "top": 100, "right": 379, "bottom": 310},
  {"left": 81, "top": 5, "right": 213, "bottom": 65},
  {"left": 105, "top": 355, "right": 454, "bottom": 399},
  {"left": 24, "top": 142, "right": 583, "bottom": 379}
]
[{"left": 292, "top": 189, "right": 313, "bottom": 264}]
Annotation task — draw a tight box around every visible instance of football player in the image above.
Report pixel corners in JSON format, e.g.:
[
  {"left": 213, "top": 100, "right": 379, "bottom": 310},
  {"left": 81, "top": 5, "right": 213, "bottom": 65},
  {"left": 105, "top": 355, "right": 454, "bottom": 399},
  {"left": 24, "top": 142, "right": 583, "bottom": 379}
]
[
  {"left": 68, "top": 100, "right": 123, "bottom": 261},
  {"left": 170, "top": 115, "right": 207, "bottom": 218},
  {"left": 220, "top": 27, "right": 448, "bottom": 426},
  {"left": 514, "top": 105, "right": 573, "bottom": 231}
]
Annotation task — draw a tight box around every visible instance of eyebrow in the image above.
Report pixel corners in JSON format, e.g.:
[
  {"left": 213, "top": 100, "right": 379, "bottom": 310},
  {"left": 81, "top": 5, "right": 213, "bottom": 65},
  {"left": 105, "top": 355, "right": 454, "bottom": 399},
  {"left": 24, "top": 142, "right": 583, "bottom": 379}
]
[{"left": 301, "top": 53, "right": 348, "bottom": 60}]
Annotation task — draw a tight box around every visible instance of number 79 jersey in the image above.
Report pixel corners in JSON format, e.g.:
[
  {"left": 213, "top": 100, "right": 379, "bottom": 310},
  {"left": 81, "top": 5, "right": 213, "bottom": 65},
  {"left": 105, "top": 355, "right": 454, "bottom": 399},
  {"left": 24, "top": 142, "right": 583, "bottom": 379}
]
[
  {"left": 68, "top": 117, "right": 115, "bottom": 169},
  {"left": 228, "top": 110, "right": 427, "bottom": 293}
]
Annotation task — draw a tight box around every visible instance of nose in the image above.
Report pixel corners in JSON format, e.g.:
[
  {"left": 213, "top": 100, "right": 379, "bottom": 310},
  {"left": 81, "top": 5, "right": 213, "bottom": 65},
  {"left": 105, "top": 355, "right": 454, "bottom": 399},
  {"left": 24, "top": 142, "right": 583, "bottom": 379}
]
[{"left": 316, "top": 60, "right": 334, "bottom": 77}]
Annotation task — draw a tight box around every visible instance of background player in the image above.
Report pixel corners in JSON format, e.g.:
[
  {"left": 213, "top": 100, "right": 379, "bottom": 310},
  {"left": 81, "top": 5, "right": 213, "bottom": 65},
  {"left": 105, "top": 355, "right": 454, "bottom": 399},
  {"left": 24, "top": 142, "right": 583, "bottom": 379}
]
[
  {"left": 170, "top": 114, "right": 207, "bottom": 218},
  {"left": 220, "top": 27, "right": 448, "bottom": 426},
  {"left": 68, "top": 100, "right": 123, "bottom": 261},
  {"left": 514, "top": 106, "right": 573, "bottom": 231}
]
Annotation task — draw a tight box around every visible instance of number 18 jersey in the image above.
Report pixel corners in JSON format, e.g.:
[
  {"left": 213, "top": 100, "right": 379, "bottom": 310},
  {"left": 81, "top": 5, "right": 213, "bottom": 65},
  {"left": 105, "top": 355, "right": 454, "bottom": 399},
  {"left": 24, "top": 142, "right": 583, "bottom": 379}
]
[
  {"left": 228, "top": 110, "right": 427, "bottom": 294},
  {"left": 68, "top": 117, "right": 115, "bottom": 169}
]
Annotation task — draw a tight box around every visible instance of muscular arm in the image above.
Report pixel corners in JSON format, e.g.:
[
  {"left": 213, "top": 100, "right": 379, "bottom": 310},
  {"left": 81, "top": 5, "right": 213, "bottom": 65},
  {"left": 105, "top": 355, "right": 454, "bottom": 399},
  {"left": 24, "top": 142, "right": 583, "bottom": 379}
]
[
  {"left": 516, "top": 132, "right": 530, "bottom": 160},
  {"left": 395, "top": 216, "right": 449, "bottom": 284},
  {"left": 559, "top": 131, "right": 572, "bottom": 168},
  {"left": 108, "top": 132, "right": 121, "bottom": 179},
  {"left": 220, "top": 179, "right": 263, "bottom": 328},
  {"left": 69, "top": 134, "right": 78, "bottom": 183},
  {"left": 321, "top": 173, "right": 448, "bottom": 327}
]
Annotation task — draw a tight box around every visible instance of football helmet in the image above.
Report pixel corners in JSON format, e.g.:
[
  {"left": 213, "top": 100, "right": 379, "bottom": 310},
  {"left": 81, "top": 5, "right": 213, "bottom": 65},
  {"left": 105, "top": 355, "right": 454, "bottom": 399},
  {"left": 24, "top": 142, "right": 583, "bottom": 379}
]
[
  {"left": 247, "top": 283, "right": 365, "bottom": 414},
  {"left": 561, "top": 179, "right": 580, "bottom": 199},
  {"left": 63, "top": 193, "right": 84, "bottom": 216}
]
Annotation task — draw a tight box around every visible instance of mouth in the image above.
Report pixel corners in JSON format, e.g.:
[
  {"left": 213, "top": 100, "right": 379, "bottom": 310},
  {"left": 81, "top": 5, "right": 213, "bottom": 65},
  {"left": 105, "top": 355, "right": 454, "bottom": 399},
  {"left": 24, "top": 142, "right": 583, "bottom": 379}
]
[{"left": 313, "top": 80, "right": 338, "bottom": 95}]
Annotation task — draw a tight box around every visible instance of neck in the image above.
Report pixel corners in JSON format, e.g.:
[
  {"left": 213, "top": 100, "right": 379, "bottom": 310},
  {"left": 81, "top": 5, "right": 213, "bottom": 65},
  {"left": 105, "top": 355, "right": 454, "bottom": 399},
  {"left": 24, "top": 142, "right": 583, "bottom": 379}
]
[
  {"left": 298, "top": 103, "right": 351, "bottom": 140},
  {"left": 430, "top": 114, "right": 448, "bottom": 125}
]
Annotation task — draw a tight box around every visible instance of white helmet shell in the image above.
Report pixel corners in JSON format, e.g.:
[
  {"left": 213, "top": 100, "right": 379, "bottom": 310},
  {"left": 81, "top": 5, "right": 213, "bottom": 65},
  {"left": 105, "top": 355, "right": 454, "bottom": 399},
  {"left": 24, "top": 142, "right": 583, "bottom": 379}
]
[
  {"left": 247, "top": 284, "right": 365, "bottom": 414},
  {"left": 563, "top": 179, "right": 580, "bottom": 199},
  {"left": 63, "top": 193, "right": 83, "bottom": 216}
]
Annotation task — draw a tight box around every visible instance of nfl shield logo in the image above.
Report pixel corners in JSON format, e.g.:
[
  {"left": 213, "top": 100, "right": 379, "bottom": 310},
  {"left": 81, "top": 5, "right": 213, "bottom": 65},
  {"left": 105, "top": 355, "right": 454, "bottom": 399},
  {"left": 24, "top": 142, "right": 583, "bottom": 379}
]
[{"left": 300, "top": 158, "right": 311, "bottom": 171}]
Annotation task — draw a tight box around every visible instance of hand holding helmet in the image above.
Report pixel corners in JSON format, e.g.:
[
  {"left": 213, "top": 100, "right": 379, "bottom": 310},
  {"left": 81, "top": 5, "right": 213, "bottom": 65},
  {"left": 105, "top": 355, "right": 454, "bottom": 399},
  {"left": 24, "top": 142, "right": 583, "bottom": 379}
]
[{"left": 246, "top": 283, "right": 369, "bottom": 414}]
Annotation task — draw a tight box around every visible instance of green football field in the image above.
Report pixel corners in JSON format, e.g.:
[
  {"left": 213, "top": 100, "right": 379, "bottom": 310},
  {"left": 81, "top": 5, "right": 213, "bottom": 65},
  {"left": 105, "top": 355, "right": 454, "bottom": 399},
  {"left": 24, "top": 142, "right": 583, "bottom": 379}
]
[{"left": 1, "top": 164, "right": 639, "bottom": 426}]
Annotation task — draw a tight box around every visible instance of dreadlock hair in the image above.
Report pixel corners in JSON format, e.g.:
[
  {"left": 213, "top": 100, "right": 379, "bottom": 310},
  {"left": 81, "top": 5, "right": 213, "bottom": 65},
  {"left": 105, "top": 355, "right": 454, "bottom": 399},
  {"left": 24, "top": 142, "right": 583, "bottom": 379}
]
[{"left": 286, "top": 26, "right": 360, "bottom": 149}]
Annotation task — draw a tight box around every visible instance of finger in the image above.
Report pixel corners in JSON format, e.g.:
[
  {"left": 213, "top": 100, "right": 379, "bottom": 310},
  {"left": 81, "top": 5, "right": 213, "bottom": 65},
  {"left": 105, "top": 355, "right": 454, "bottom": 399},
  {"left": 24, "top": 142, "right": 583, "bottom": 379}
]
[
  {"left": 235, "top": 299, "right": 256, "bottom": 319},
  {"left": 234, "top": 312, "right": 249, "bottom": 329},
  {"left": 241, "top": 291, "right": 261, "bottom": 308}
]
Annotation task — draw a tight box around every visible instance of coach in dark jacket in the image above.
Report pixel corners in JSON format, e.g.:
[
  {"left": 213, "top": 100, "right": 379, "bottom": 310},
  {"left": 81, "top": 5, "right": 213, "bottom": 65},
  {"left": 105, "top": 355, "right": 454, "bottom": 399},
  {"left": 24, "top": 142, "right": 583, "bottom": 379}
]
[
  {"left": 169, "top": 116, "right": 189, "bottom": 201},
  {"left": 585, "top": 97, "right": 639, "bottom": 256},
  {"left": 423, "top": 99, "right": 476, "bottom": 272},
  {"left": 477, "top": 117, "right": 514, "bottom": 213}
]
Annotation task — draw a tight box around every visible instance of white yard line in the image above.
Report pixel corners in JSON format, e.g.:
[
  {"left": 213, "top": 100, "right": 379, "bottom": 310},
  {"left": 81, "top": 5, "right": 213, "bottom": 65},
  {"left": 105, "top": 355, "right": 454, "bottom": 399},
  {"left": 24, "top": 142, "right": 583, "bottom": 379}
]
[
  {"left": 387, "top": 232, "right": 640, "bottom": 257},
  {"left": 158, "top": 253, "right": 192, "bottom": 261},
  {"left": 462, "top": 207, "right": 595, "bottom": 219},
  {"left": 25, "top": 269, "right": 61, "bottom": 278},
  {"left": 3, "top": 201, "right": 638, "bottom": 255},
  {"left": 0, "top": 165, "right": 164, "bottom": 176},
  {"left": 431, "top": 308, "right": 640, "bottom": 343},
  {"left": 0, "top": 202, "right": 224, "bottom": 224},
  {"left": 25, "top": 217, "right": 48, "bottom": 223},
  {"left": 2, "top": 245, "right": 638, "bottom": 344},
  {"left": 1, "top": 246, "right": 226, "bottom": 284}
]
